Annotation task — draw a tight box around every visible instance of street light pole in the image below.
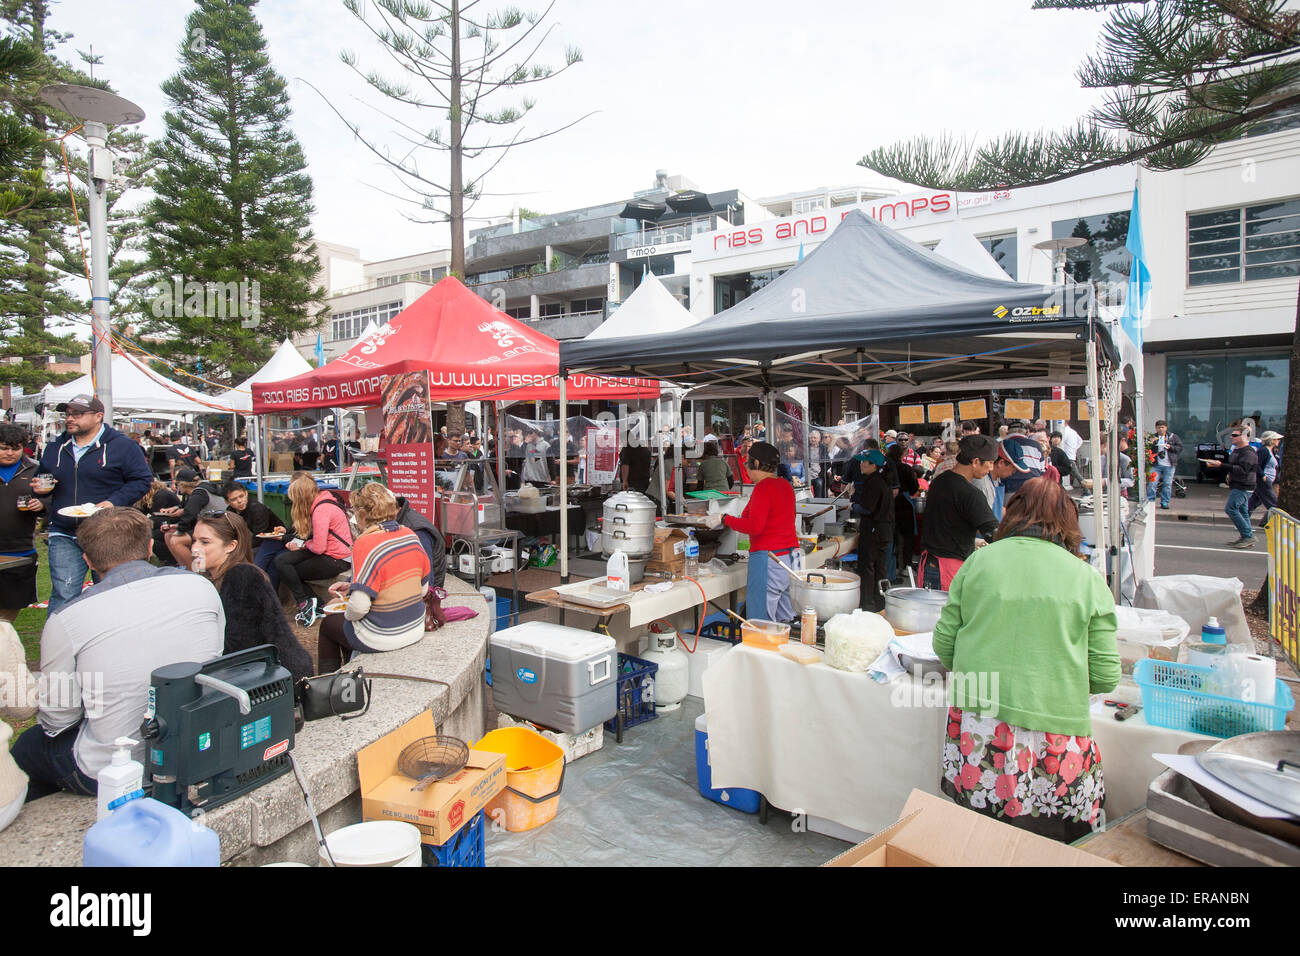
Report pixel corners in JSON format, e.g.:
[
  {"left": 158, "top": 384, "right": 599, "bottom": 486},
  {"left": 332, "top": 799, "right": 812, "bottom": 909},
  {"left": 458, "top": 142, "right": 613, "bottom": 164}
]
[
  {"left": 38, "top": 84, "right": 145, "bottom": 426},
  {"left": 84, "top": 120, "right": 113, "bottom": 422}
]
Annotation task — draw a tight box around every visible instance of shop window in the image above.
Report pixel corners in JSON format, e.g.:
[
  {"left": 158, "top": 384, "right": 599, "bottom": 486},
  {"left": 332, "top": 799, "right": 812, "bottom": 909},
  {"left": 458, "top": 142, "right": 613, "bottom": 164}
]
[
  {"left": 1165, "top": 351, "right": 1287, "bottom": 474},
  {"left": 1188, "top": 198, "right": 1300, "bottom": 286},
  {"left": 1052, "top": 212, "right": 1131, "bottom": 294},
  {"left": 331, "top": 300, "right": 402, "bottom": 341}
]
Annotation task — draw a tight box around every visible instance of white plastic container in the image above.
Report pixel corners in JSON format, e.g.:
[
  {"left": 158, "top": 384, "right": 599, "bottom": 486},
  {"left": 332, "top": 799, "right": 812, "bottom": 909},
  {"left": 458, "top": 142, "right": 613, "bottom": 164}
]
[
  {"left": 496, "top": 712, "right": 604, "bottom": 763},
  {"left": 96, "top": 737, "right": 143, "bottom": 821},
  {"left": 320, "top": 821, "right": 421, "bottom": 867},
  {"left": 606, "top": 549, "right": 630, "bottom": 592}
]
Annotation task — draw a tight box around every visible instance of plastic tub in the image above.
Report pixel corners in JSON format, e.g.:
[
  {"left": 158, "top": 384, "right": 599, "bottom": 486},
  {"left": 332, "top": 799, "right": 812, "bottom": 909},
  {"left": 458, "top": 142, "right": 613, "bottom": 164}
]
[
  {"left": 476, "top": 727, "right": 566, "bottom": 832},
  {"left": 1133, "top": 658, "right": 1294, "bottom": 739},
  {"left": 740, "top": 619, "right": 791, "bottom": 651},
  {"left": 320, "top": 821, "right": 422, "bottom": 867}
]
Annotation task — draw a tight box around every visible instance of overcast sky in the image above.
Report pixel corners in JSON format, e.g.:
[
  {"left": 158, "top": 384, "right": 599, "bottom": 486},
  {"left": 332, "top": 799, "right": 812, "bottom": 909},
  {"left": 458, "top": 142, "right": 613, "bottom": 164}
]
[{"left": 51, "top": 0, "right": 1112, "bottom": 261}]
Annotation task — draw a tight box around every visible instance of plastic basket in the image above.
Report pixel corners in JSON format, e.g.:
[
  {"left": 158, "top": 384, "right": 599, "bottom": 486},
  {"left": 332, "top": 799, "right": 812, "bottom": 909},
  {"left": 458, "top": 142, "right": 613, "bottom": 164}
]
[
  {"left": 1132, "top": 658, "right": 1294, "bottom": 739},
  {"left": 694, "top": 610, "right": 741, "bottom": 645},
  {"left": 606, "top": 653, "right": 658, "bottom": 735},
  {"left": 495, "top": 597, "right": 515, "bottom": 632},
  {"left": 420, "top": 809, "right": 485, "bottom": 868}
]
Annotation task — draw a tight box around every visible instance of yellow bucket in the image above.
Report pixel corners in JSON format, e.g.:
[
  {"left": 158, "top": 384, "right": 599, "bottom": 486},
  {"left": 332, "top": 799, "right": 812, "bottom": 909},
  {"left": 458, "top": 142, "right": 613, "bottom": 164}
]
[{"left": 476, "top": 727, "right": 566, "bottom": 832}]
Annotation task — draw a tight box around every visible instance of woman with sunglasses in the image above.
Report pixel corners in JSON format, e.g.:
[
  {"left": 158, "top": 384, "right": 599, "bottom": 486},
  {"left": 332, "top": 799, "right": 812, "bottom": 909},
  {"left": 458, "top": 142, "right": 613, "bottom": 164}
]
[{"left": 190, "top": 509, "right": 313, "bottom": 681}]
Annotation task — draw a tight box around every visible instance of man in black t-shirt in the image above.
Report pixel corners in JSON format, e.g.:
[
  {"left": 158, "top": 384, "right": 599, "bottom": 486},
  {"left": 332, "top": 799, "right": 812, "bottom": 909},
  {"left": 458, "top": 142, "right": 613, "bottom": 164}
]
[
  {"left": 618, "top": 442, "right": 652, "bottom": 494},
  {"left": 168, "top": 436, "right": 201, "bottom": 481},
  {"left": 919, "top": 435, "right": 1014, "bottom": 589},
  {"left": 231, "top": 437, "right": 255, "bottom": 478}
]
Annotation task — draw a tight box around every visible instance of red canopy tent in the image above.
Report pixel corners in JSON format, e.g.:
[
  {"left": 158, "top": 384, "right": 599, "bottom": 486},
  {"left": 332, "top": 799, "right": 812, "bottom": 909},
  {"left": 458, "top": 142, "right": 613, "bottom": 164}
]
[{"left": 252, "top": 277, "right": 659, "bottom": 414}]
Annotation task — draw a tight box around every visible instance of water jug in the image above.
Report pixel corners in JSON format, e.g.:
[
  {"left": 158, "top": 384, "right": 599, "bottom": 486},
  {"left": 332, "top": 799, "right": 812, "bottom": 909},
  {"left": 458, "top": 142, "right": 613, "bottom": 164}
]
[{"left": 83, "top": 796, "right": 220, "bottom": 867}]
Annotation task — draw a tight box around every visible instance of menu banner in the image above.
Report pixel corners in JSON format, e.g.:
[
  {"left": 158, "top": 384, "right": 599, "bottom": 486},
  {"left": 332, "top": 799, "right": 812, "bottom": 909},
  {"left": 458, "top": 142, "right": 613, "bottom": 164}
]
[
  {"left": 380, "top": 371, "right": 437, "bottom": 523},
  {"left": 958, "top": 399, "right": 987, "bottom": 421},
  {"left": 585, "top": 427, "right": 619, "bottom": 486},
  {"left": 1004, "top": 398, "right": 1035, "bottom": 421},
  {"left": 899, "top": 405, "right": 925, "bottom": 425},
  {"left": 927, "top": 403, "right": 955, "bottom": 424},
  {"left": 1039, "top": 400, "right": 1072, "bottom": 421}
]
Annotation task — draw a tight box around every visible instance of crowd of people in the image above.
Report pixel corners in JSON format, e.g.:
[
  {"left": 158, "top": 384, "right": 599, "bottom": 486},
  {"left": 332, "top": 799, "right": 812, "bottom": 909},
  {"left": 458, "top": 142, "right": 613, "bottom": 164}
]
[{"left": 0, "top": 400, "right": 455, "bottom": 824}]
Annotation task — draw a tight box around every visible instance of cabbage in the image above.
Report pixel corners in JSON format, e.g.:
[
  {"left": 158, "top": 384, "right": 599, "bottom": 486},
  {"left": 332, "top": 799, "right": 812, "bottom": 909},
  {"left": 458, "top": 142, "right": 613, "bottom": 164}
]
[{"left": 823, "top": 610, "right": 896, "bottom": 672}]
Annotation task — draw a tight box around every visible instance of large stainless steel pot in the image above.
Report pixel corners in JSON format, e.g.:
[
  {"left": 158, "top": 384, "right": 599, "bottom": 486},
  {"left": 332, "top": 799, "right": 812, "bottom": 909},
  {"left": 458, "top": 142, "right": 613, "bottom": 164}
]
[
  {"left": 601, "top": 491, "right": 657, "bottom": 559},
  {"left": 790, "top": 569, "right": 860, "bottom": 621},
  {"left": 880, "top": 583, "right": 949, "bottom": 633},
  {"left": 1179, "top": 732, "right": 1300, "bottom": 846}
]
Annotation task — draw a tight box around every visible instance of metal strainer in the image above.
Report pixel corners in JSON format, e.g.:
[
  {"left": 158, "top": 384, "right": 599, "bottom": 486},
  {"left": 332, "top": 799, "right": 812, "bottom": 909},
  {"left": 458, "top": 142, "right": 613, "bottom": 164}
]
[{"left": 398, "top": 735, "right": 470, "bottom": 792}]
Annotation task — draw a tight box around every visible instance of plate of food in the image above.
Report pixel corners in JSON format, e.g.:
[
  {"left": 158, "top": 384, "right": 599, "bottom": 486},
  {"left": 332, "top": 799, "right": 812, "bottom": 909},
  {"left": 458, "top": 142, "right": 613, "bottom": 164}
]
[
  {"left": 256, "top": 532, "right": 284, "bottom": 539},
  {"left": 322, "top": 600, "right": 348, "bottom": 614},
  {"left": 58, "top": 504, "right": 101, "bottom": 519}
]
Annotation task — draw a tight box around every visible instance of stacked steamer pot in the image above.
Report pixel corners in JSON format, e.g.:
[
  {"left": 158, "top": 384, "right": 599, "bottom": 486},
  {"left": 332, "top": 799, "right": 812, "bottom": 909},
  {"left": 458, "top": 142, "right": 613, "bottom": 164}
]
[{"left": 601, "top": 491, "right": 656, "bottom": 584}]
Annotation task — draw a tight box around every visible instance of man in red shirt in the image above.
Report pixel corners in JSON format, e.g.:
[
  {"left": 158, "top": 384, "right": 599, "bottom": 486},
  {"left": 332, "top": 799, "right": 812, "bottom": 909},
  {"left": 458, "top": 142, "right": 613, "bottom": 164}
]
[{"left": 717, "top": 442, "right": 800, "bottom": 622}]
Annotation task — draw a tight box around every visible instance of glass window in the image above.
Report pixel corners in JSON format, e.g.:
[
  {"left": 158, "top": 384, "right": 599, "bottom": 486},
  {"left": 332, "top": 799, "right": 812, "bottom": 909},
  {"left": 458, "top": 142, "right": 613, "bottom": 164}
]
[
  {"left": 1186, "top": 199, "right": 1300, "bottom": 286},
  {"left": 1165, "top": 351, "right": 1288, "bottom": 474},
  {"left": 330, "top": 301, "right": 402, "bottom": 341},
  {"left": 978, "top": 233, "right": 1018, "bottom": 280},
  {"left": 1052, "top": 211, "right": 1131, "bottom": 290},
  {"left": 1243, "top": 104, "right": 1300, "bottom": 137}
]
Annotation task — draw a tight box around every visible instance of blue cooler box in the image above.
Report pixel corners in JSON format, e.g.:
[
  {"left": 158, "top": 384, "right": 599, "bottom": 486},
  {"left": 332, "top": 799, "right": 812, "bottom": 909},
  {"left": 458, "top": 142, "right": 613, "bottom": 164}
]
[
  {"left": 489, "top": 622, "right": 617, "bottom": 734},
  {"left": 694, "top": 714, "right": 761, "bottom": 813}
]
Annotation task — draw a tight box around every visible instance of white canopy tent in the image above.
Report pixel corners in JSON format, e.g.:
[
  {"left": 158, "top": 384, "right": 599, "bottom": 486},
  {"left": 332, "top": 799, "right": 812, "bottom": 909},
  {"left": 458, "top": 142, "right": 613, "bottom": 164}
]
[
  {"left": 212, "top": 338, "right": 313, "bottom": 413},
  {"left": 45, "top": 351, "right": 236, "bottom": 416},
  {"left": 585, "top": 273, "right": 699, "bottom": 341},
  {"left": 931, "top": 220, "right": 1015, "bottom": 281}
]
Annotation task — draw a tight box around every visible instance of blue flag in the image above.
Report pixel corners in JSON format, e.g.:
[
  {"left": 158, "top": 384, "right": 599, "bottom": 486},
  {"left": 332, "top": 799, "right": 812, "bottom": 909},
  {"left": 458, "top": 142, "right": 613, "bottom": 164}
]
[
  {"left": 797, "top": 241, "right": 805, "bottom": 262},
  {"left": 315, "top": 332, "right": 324, "bottom": 367},
  {"left": 1119, "top": 185, "right": 1149, "bottom": 349}
]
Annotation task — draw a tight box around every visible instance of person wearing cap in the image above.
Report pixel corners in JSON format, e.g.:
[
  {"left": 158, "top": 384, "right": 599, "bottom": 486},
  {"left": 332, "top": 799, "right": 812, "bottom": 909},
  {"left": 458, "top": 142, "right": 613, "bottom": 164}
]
[
  {"left": 0, "top": 424, "right": 41, "bottom": 623},
  {"left": 34, "top": 395, "right": 153, "bottom": 614},
  {"left": 1203, "top": 427, "right": 1259, "bottom": 547},
  {"left": 1249, "top": 430, "right": 1282, "bottom": 528},
  {"left": 713, "top": 441, "right": 800, "bottom": 622},
  {"left": 1145, "top": 420, "right": 1183, "bottom": 510},
  {"left": 918, "top": 435, "right": 1017, "bottom": 590},
  {"left": 883, "top": 429, "right": 898, "bottom": 448},
  {"left": 161, "top": 467, "right": 228, "bottom": 568},
  {"left": 997, "top": 432, "right": 1047, "bottom": 499},
  {"left": 852, "top": 450, "right": 894, "bottom": 611}
]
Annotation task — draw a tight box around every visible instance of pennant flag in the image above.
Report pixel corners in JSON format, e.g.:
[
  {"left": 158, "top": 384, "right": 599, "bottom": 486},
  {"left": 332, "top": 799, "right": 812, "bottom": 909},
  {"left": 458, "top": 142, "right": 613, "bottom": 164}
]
[
  {"left": 797, "top": 241, "right": 805, "bottom": 262},
  {"left": 1119, "top": 185, "right": 1150, "bottom": 350},
  {"left": 315, "top": 332, "right": 324, "bottom": 367}
]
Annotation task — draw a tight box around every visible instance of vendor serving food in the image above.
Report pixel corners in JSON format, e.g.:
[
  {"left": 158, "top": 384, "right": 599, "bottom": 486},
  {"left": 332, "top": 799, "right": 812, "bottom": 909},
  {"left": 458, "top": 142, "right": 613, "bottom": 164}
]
[{"left": 716, "top": 441, "right": 800, "bottom": 622}]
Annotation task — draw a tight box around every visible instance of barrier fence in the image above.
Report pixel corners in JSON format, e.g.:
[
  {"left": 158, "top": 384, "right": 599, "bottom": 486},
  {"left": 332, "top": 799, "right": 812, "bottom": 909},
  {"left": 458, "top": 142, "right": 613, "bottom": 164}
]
[{"left": 1266, "top": 507, "right": 1300, "bottom": 675}]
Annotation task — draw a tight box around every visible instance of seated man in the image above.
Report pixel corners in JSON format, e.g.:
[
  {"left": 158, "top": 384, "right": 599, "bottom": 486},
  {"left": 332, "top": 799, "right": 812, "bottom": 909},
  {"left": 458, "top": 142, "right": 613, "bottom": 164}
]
[{"left": 12, "top": 507, "right": 225, "bottom": 801}]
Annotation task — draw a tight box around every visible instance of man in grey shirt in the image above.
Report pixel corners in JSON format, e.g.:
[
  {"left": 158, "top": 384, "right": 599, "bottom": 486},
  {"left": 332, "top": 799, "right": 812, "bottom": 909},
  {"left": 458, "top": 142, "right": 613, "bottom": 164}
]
[
  {"left": 521, "top": 427, "right": 552, "bottom": 485},
  {"left": 12, "top": 507, "right": 224, "bottom": 799}
]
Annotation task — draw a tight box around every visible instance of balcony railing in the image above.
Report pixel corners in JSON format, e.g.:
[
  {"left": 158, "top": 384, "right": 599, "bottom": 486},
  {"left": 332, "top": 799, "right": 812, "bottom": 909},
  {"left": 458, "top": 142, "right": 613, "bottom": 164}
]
[
  {"left": 328, "top": 272, "right": 439, "bottom": 298},
  {"left": 465, "top": 254, "right": 609, "bottom": 288},
  {"left": 611, "top": 215, "right": 722, "bottom": 252}
]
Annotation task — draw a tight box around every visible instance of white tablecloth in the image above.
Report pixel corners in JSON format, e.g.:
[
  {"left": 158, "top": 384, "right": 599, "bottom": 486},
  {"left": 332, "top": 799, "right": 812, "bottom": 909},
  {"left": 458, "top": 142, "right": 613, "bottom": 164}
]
[
  {"left": 702, "top": 644, "right": 947, "bottom": 835},
  {"left": 1088, "top": 698, "right": 1213, "bottom": 821}
]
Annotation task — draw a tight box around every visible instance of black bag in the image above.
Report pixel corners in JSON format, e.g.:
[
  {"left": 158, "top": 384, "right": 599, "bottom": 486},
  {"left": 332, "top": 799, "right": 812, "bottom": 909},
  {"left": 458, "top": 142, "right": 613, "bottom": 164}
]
[{"left": 297, "top": 667, "right": 371, "bottom": 721}]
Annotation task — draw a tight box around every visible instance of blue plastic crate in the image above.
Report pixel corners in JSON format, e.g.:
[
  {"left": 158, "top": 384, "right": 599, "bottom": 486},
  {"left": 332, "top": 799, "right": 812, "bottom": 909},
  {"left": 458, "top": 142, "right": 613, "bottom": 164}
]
[
  {"left": 420, "top": 810, "right": 485, "bottom": 868},
  {"left": 495, "top": 596, "right": 514, "bottom": 632},
  {"left": 606, "top": 653, "right": 658, "bottom": 734},
  {"left": 1133, "top": 658, "right": 1294, "bottom": 739}
]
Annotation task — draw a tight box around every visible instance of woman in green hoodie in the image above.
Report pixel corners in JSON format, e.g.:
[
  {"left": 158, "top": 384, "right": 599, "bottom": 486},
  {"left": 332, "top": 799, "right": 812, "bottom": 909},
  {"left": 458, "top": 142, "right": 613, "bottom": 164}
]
[{"left": 932, "top": 477, "right": 1119, "bottom": 842}]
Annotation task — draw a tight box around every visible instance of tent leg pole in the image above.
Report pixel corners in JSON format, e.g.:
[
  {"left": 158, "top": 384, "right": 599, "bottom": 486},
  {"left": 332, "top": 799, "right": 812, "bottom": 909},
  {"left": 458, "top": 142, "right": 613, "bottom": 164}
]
[
  {"left": 496, "top": 401, "right": 506, "bottom": 495},
  {"left": 1109, "top": 407, "right": 1122, "bottom": 603},
  {"left": 673, "top": 392, "right": 683, "bottom": 515},
  {"left": 1086, "top": 341, "right": 1107, "bottom": 584},
  {"left": 1134, "top": 388, "right": 1146, "bottom": 516},
  {"left": 559, "top": 376, "right": 569, "bottom": 585},
  {"left": 656, "top": 399, "right": 667, "bottom": 513},
  {"left": 253, "top": 416, "right": 265, "bottom": 504}
]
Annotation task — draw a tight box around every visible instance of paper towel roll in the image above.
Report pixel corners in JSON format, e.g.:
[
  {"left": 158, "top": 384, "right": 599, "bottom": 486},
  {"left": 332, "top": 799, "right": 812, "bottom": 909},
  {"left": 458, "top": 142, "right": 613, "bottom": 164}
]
[{"left": 1238, "top": 654, "right": 1276, "bottom": 706}]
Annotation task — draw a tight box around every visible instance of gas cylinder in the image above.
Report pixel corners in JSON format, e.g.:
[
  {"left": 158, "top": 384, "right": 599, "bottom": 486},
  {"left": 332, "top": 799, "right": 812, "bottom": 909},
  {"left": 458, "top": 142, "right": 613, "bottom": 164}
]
[{"left": 642, "top": 622, "right": 690, "bottom": 712}]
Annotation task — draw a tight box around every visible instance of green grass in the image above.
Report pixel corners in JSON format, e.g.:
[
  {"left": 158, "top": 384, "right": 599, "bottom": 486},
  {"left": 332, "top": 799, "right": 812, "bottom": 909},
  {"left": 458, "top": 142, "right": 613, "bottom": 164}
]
[
  {"left": 12, "top": 534, "right": 49, "bottom": 664},
  {"left": 7, "top": 536, "right": 49, "bottom": 743}
]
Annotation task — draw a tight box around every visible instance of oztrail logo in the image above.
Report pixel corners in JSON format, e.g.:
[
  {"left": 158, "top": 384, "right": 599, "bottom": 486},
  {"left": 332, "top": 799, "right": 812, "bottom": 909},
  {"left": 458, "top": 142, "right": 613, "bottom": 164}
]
[{"left": 995, "top": 304, "right": 1063, "bottom": 320}]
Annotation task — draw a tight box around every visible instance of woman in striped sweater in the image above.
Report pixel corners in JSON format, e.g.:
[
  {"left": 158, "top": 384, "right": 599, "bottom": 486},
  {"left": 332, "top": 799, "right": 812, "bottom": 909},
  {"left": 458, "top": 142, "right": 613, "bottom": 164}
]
[{"left": 317, "top": 483, "right": 430, "bottom": 672}]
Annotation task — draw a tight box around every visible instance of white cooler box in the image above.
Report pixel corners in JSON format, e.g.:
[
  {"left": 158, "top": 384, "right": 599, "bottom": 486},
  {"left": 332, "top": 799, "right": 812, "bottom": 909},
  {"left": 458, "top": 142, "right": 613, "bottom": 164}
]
[{"left": 489, "top": 622, "right": 617, "bottom": 734}]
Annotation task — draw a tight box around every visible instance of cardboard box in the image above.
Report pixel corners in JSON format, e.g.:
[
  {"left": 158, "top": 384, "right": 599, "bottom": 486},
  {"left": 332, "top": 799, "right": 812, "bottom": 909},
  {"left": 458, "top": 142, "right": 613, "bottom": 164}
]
[
  {"left": 358, "top": 710, "right": 506, "bottom": 846},
  {"left": 824, "top": 790, "right": 1119, "bottom": 867},
  {"left": 651, "top": 526, "right": 690, "bottom": 563}
]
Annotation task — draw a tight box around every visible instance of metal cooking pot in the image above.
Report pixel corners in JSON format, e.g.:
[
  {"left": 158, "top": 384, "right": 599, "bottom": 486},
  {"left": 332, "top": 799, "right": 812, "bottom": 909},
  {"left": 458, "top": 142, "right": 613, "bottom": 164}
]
[
  {"left": 1178, "top": 732, "right": 1300, "bottom": 846},
  {"left": 880, "top": 583, "right": 949, "bottom": 634},
  {"left": 601, "top": 491, "right": 658, "bottom": 558},
  {"left": 790, "top": 569, "right": 860, "bottom": 622}
]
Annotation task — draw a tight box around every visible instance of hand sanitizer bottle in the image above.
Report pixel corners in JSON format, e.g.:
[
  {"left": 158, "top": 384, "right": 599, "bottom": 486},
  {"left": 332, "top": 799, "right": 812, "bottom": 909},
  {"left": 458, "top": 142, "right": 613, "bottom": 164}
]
[{"left": 97, "top": 737, "right": 144, "bottom": 820}]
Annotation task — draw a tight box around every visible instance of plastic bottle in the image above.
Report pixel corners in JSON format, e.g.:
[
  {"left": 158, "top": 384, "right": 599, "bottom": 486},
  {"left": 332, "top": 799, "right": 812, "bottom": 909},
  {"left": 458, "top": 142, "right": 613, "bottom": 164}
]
[
  {"left": 684, "top": 529, "right": 699, "bottom": 578},
  {"left": 1201, "top": 616, "right": 1226, "bottom": 645},
  {"left": 96, "top": 737, "right": 144, "bottom": 821},
  {"left": 191, "top": 547, "right": 205, "bottom": 573},
  {"left": 606, "top": 549, "right": 630, "bottom": 591}
]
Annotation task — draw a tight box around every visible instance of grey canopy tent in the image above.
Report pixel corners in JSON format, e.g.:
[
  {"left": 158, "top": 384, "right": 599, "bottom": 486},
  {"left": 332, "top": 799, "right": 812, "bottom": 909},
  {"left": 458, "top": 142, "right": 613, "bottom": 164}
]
[
  {"left": 555, "top": 208, "right": 1126, "bottom": 596},
  {"left": 559, "top": 208, "right": 1117, "bottom": 395}
]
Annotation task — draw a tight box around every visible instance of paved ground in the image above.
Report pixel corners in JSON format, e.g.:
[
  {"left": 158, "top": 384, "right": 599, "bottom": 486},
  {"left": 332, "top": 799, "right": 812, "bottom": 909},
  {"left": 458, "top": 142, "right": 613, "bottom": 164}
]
[{"left": 1152, "top": 514, "right": 1271, "bottom": 579}]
